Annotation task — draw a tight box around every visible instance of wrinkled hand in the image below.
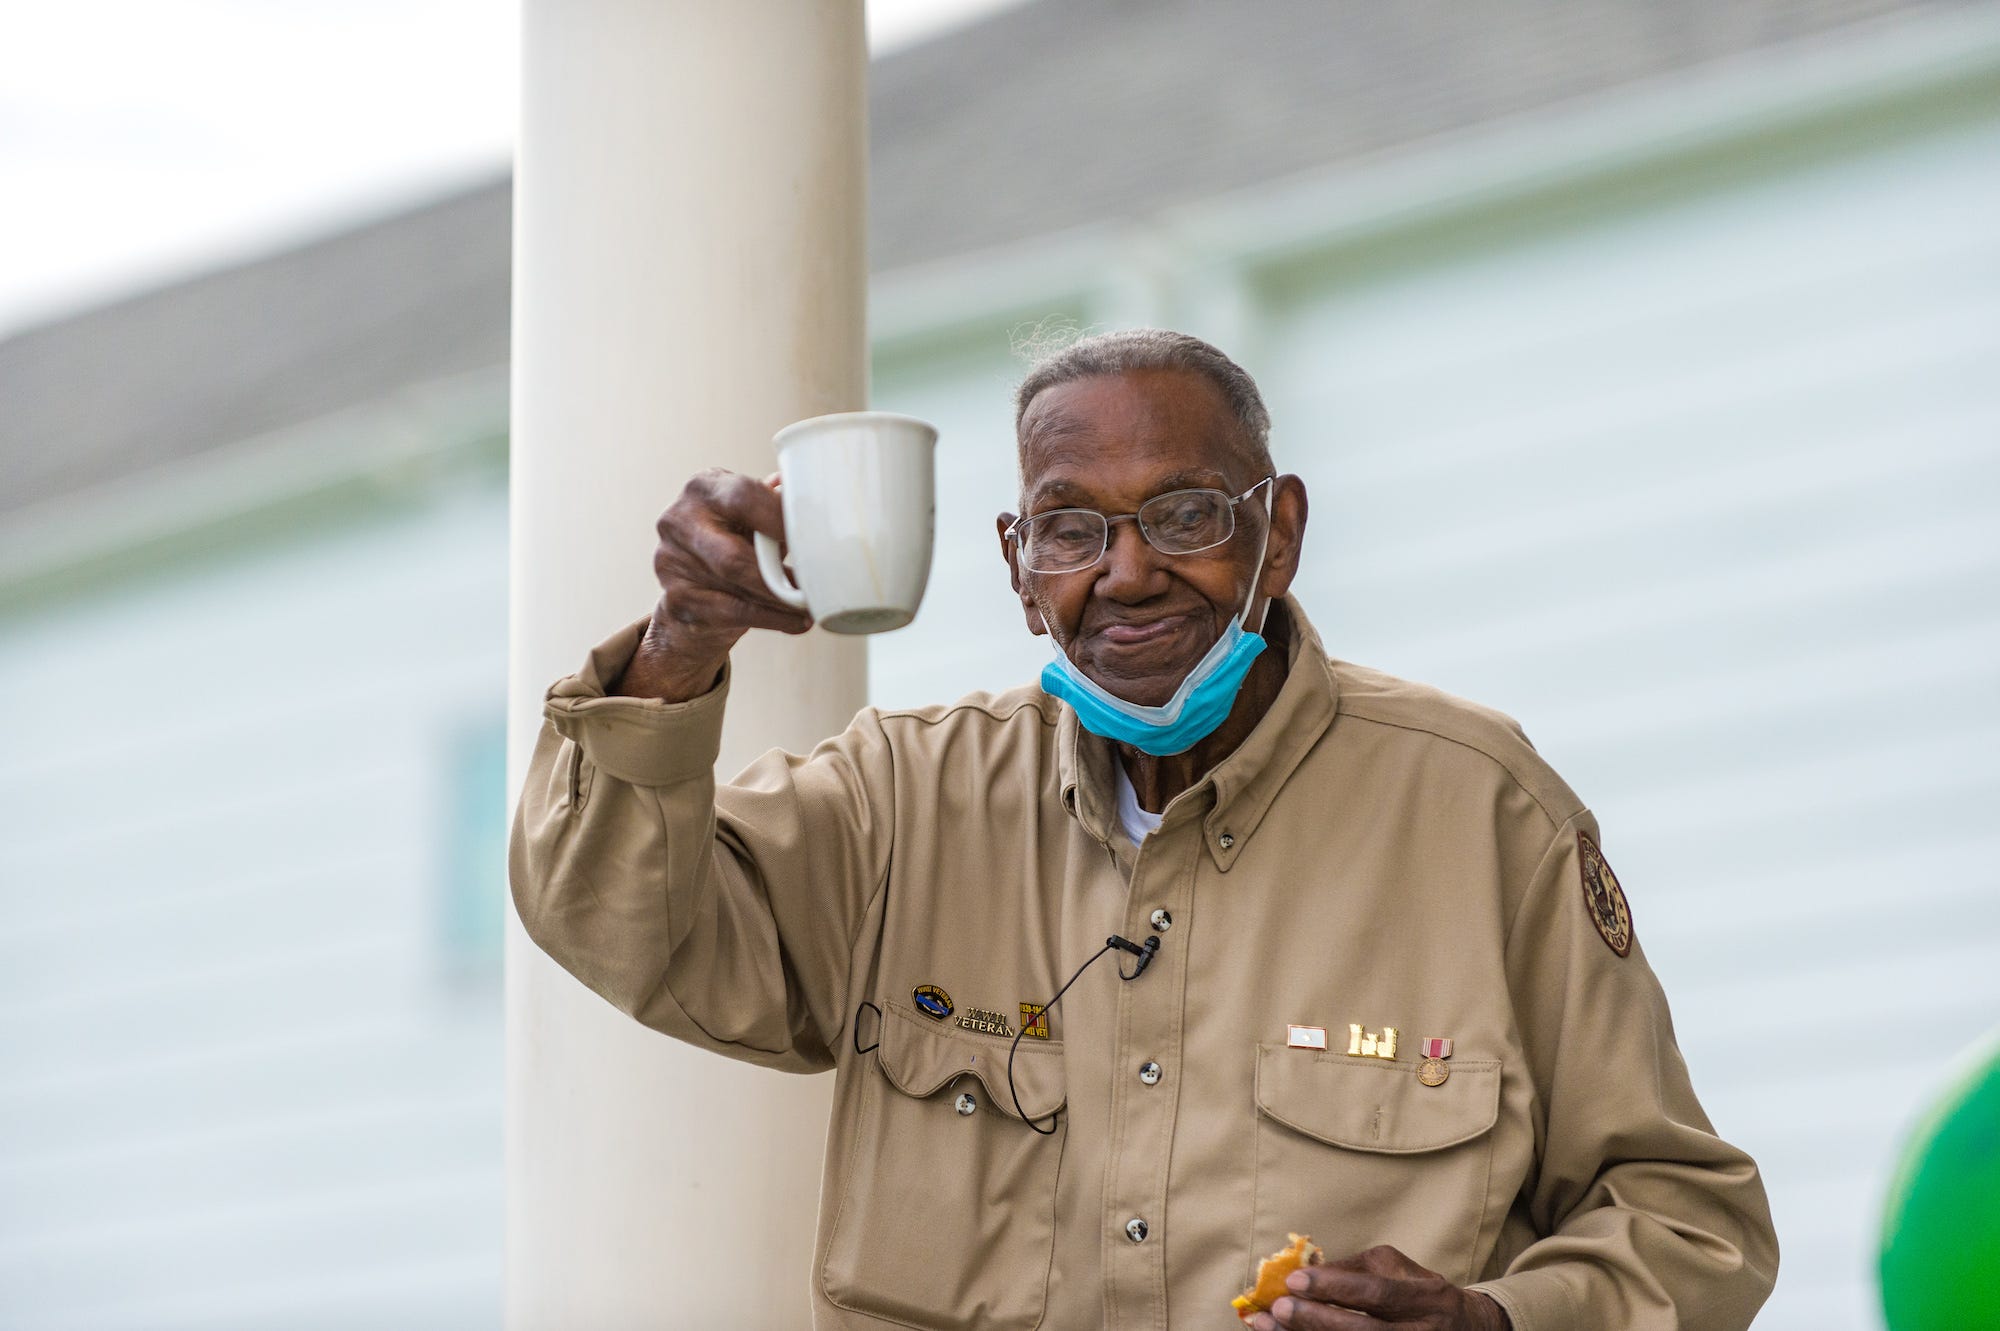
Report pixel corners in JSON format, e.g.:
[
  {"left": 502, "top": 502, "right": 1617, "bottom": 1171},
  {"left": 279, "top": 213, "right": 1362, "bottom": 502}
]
[
  {"left": 1245, "top": 1245, "right": 1510, "bottom": 1330},
  {"left": 615, "top": 469, "right": 814, "bottom": 701}
]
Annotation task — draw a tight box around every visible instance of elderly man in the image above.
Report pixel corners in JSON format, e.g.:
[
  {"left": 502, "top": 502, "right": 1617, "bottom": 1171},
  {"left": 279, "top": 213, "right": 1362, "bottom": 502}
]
[{"left": 511, "top": 329, "right": 1778, "bottom": 1330}]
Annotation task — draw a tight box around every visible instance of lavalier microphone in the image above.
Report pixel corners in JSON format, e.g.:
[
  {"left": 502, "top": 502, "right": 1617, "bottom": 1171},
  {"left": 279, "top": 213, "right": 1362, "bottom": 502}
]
[{"left": 1107, "top": 934, "right": 1160, "bottom": 979}]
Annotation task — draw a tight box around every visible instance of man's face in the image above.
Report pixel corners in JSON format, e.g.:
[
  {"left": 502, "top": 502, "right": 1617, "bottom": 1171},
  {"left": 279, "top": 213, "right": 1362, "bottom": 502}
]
[{"left": 997, "top": 367, "right": 1300, "bottom": 708}]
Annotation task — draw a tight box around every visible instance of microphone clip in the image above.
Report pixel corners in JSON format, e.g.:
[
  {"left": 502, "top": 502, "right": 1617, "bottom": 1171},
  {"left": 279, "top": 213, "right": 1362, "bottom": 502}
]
[{"left": 1107, "top": 934, "right": 1161, "bottom": 980}]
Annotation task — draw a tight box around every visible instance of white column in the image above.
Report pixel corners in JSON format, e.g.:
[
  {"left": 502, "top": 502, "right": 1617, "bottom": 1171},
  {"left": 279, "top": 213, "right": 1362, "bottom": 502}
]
[{"left": 506, "top": 4, "right": 868, "bottom": 1327}]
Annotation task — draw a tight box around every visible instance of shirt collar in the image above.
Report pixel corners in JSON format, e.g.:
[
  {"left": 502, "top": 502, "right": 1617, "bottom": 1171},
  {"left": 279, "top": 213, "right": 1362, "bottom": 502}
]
[{"left": 1057, "top": 593, "right": 1341, "bottom": 869}]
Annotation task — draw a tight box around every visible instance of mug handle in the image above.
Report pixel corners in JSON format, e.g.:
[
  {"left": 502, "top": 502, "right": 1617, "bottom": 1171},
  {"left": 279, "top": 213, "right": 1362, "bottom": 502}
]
[{"left": 753, "top": 531, "right": 810, "bottom": 611}]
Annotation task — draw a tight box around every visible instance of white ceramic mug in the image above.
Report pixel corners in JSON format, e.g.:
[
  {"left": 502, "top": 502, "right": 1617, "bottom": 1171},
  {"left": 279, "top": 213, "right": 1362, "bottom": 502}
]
[{"left": 754, "top": 411, "right": 939, "bottom": 635}]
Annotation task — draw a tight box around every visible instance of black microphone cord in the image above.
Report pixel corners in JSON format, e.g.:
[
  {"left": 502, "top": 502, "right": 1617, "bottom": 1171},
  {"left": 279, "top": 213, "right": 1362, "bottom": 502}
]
[{"left": 1008, "top": 934, "right": 1160, "bottom": 1136}]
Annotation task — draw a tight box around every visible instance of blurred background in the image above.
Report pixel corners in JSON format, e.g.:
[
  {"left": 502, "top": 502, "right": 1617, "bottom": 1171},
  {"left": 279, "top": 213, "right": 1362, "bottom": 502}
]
[{"left": 3, "top": 0, "right": 1997, "bottom": 1326}]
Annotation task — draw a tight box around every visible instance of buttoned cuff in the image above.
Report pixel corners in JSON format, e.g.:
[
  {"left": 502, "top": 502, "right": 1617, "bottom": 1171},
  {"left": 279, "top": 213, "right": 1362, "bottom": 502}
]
[
  {"left": 1466, "top": 1268, "right": 1579, "bottom": 1331},
  {"left": 541, "top": 614, "right": 730, "bottom": 788}
]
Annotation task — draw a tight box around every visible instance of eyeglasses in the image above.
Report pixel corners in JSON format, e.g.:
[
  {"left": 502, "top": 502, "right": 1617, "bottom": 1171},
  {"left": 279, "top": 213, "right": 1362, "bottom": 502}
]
[{"left": 1006, "top": 477, "right": 1274, "bottom": 574}]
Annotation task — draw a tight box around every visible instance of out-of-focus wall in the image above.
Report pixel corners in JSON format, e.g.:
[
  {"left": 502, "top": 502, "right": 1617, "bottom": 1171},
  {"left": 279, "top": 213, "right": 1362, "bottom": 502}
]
[{"left": 0, "top": 476, "right": 509, "bottom": 1328}]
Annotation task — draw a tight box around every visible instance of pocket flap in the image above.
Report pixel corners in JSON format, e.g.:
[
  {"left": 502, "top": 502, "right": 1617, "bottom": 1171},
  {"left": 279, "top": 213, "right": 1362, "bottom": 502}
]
[
  {"left": 1254, "top": 1045, "right": 1500, "bottom": 1153},
  {"left": 878, "top": 1001, "right": 1066, "bottom": 1123}
]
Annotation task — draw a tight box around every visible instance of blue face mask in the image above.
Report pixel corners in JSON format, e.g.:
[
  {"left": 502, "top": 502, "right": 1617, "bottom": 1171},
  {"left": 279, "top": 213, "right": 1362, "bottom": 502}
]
[
  {"left": 1037, "top": 501, "right": 1273, "bottom": 757},
  {"left": 1040, "top": 613, "right": 1266, "bottom": 756}
]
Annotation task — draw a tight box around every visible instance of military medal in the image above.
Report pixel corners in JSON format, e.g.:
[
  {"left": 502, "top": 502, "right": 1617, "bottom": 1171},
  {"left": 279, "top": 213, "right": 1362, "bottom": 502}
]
[{"left": 1417, "top": 1036, "right": 1453, "bottom": 1086}]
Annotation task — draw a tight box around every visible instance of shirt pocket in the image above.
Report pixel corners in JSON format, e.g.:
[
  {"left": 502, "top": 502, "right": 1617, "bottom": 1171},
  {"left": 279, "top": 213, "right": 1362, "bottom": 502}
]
[
  {"left": 1251, "top": 1044, "right": 1501, "bottom": 1286},
  {"left": 822, "top": 1002, "right": 1068, "bottom": 1330}
]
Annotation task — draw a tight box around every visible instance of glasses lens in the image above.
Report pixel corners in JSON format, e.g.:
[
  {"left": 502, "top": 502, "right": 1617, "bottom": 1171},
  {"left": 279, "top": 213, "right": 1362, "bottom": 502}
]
[
  {"left": 1020, "top": 510, "right": 1106, "bottom": 572},
  {"left": 1139, "top": 489, "right": 1233, "bottom": 553}
]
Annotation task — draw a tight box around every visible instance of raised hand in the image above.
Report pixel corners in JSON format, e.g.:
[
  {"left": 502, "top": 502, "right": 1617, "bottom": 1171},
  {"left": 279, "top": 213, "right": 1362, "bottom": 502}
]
[{"left": 614, "top": 469, "right": 814, "bottom": 702}]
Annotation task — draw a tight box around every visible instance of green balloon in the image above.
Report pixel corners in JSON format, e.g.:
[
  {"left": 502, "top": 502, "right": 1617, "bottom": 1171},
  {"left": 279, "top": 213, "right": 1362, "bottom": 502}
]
[{"left": 1880, "top": 1028, "right": 2000, "bottom": 1330}]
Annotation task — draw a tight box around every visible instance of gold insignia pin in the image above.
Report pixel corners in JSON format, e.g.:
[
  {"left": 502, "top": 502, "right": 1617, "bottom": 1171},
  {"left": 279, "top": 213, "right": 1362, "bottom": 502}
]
[
  {"left": 1346, "top": 1024, "right": 1398, "bottom": 1060},
  {"left": 955, "top": 1005, "right": 1015, "bottom": 1037}
]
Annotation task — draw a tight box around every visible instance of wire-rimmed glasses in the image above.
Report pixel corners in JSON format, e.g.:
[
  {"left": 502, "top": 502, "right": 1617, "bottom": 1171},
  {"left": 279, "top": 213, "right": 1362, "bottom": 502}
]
[{"left": 1006, "top": 476, "right": 1273, "bottom": 574}]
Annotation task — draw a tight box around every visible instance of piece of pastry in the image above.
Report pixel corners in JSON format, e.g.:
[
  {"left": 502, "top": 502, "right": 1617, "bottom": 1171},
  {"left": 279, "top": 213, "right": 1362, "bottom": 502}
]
[{"left": 1231, "top": 1232, "right": 1323, "bottom": 1321}]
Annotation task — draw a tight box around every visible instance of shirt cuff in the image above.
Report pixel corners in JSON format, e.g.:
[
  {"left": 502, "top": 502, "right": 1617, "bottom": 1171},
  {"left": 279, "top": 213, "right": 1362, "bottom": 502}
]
[
  {"left": 1466, "top": 1268, "right": 1579, "bottom": 1331},
  {"left": 541, "top": 614, "right": 730, "bottom": 788}
]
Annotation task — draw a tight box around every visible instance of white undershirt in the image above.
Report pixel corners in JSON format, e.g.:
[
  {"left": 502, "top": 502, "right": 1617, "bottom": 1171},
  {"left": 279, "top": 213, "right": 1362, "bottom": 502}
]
[{"left": 1113, "top": 761, "right": 1166, "bottom": 846}]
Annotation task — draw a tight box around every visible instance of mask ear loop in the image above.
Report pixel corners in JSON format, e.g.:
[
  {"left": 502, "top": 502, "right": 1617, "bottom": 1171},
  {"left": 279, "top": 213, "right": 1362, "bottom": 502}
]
[
  {"left": 1014, "top": 528, "right": 1074, "bottom": 661},
  {"left": 1242, "top": 477, "right": 1276, "bottom": 636}
]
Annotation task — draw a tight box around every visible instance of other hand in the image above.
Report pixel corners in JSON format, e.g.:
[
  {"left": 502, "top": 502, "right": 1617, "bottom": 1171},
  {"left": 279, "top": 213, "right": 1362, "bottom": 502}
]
[{"left": 1245, "top": 1245, "right": 1510, "bottom": 1331}]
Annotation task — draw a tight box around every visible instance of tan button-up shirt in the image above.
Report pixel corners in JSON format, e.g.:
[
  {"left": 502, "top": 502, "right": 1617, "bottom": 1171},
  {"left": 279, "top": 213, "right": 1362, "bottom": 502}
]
[{"left": 510, "top": 597, "right": 1777, "bottom": 1330}]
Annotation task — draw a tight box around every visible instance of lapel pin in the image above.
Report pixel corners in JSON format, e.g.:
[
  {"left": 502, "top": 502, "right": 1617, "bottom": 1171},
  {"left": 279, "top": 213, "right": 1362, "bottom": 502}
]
[
  {"left": 1346, "top": 1024, "right": 1399, "bottom": 1060},
  {"left": 1286, "top": 1024, "right": 1328, "bottom": 1050},
  {"left": 913, "top": 984, "right": 953, "bottom": 1020},
  {"left": 1018, "top": 1002, "right": 1050, "bottom": 1040}
]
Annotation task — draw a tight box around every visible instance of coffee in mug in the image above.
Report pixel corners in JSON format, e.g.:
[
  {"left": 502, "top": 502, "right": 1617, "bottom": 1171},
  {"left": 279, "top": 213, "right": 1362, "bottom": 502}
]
[{"left": 754, "top": 411, "right": 939, "bottom": 635}]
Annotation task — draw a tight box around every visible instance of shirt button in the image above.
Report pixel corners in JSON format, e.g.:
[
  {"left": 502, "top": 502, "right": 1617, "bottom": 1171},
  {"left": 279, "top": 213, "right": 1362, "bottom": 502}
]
[
  {"left": 955, "top": 1093, "right": 977, "bottom": 1116},
  {"left": 1218, "top": 832, "right": 1236, "bottom": 849},
  {"left": 1125, "top": 1217, "right": 1149, "bottom": 1243},
  {"left": 1149, "top": 908, "right": 1172, "bottom": 932},
  {"left": 1139, "top": 1061, "right": 1162, "bottom": 1086}
]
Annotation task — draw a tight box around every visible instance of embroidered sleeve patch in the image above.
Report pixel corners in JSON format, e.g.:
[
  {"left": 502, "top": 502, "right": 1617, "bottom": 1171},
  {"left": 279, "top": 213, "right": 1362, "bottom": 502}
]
[{"left": 1577, "top": 832, "right": 1634, "bottom": 957}]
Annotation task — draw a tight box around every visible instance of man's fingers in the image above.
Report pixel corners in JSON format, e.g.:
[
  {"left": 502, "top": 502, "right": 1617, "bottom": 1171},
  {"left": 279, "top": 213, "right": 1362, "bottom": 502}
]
[
  {"left": 1354, "top": 1245, "right": 1426, "bottom": 1279},
  {"left": 696, "top": 588, "right": 812, "bottom": 634},
  {"left": 645, "top": 466, "right": 821, "bottom": 651},
  {"left": 658, "top": 506, "right": 811, "bottom": 627},
  {"left": 1283, "top": 1246, "right": 1454, "bottom": 1323},
  {"left": 1288, "top": 1264, "right": 1397, "bottom": 1314},
  {"left": 1258, "top": 1295, "right": 1376, "bottom": 1329},
  {"left": 674, "top": 514, "right": 802, "bottom": 608},
  {"left": 693, "top": 467, "right": 787, "bottom": 541},
  {"left": 663, "top": 583, "right": 812, "bottom": 636}
]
